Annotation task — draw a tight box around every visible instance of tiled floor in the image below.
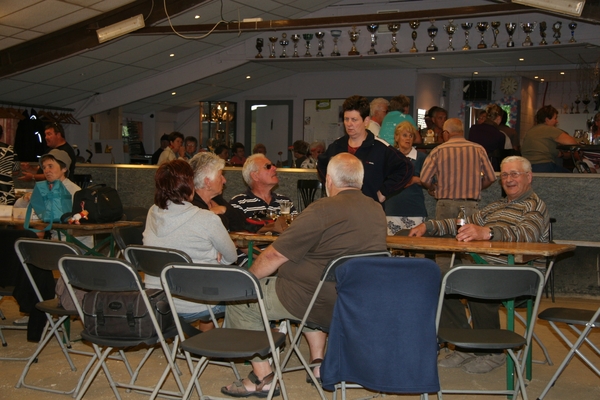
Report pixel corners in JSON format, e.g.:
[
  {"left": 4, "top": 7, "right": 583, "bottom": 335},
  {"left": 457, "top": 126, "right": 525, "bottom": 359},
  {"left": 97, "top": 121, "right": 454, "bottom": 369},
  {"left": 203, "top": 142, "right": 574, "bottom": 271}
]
[{"left": 0, "top": 295, "right": 599, "bottom": 399}]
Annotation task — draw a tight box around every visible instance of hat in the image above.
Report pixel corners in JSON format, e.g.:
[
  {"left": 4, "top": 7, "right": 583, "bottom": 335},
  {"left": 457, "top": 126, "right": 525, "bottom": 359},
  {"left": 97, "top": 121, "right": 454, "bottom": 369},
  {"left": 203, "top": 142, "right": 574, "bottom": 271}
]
[{"left": 40, "top": 149, "right": 71, "bottom": 174}]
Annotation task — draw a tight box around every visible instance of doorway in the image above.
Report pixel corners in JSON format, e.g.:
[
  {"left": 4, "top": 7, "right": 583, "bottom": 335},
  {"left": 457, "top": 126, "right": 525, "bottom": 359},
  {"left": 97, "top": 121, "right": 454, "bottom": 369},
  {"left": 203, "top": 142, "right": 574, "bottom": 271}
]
[{"left": 244, "top": 100, "right": 293, "bottom": 165}]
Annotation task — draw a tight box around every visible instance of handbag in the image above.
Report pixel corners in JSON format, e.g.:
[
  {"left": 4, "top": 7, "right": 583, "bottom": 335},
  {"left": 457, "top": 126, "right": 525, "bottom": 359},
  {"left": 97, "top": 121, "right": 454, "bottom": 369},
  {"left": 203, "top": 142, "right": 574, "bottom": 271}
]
[
  {"left": 55, "top": 277, "right": 87, "bottom": 311},
  {"left": 72, "top": 184, "right": 123, "bottom": 223},
  {"left": 82, "top": 289, "right": 174, "bottom": 339},
  {"left": 24, "top": 180, "right": 73, "bottom": 231}
]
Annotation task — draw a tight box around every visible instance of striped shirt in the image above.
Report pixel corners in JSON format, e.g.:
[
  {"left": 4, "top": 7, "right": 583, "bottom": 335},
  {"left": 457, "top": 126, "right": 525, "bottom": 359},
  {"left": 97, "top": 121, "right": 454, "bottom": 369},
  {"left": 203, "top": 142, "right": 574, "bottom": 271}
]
[
  {"left": 421, "top": 137, "right": 496, "bottom": 200},
  {"left": 229, "top": 189, "right": 294, "bottom": 218},
  {"left": 425, "top": 189, "right": 549, "bottom": 243}
]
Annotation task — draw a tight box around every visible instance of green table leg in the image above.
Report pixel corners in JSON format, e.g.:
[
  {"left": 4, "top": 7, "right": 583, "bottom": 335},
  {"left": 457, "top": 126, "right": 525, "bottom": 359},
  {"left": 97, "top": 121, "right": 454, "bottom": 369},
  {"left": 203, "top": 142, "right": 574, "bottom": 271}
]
[{"left": 247, "top": 241, "right": 254, "bottom": 267}]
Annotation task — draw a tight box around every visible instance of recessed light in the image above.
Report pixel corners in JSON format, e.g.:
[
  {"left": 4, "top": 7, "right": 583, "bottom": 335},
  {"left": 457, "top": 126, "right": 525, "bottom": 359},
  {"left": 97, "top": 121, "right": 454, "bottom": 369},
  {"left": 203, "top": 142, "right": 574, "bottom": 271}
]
[
  {"left": 195, "top": 15, "right": 200, "bottom": 19},
  {"left": 560, "top": 71, "right": 565, "bottom": 75},
  {"left": 170, "top": 53, "right": 175, "bottom": 57},
  {"left": 519, "top": 58, "right": 524, "bottom": 61},
  {"left": 431, "top": 57, "right": 435, "bottom": 60},
  {"left": 246, "top": 75, "right": 251, "bottom": 79},
  {"left": 540, "top": 78, "right": 545, "bottom": 82},
  {"left": 474, "top": 71, "right": 479, "bottom": 75},
  {"left": 534, "top": 76, "right": 539, "bottom": 79},
  {"left": 171, "top": 92, "right": 176, "bottom": 95}
]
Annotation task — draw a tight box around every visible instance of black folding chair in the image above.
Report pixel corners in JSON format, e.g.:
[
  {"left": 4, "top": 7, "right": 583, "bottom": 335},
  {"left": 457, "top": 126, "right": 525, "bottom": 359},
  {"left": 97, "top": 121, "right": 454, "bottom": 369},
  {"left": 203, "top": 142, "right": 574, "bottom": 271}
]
[
  {"left": 58, "top": 255, "right": 184, "bottom": 400},
  {"left": 537, "top": 304, "right": 600, "bottom": 399},
  {"left": 112, "top": 225, "right": 143, "bottom": 257},
  {"left": 161, "top": 263, "right": 288, "bottom": 400}
]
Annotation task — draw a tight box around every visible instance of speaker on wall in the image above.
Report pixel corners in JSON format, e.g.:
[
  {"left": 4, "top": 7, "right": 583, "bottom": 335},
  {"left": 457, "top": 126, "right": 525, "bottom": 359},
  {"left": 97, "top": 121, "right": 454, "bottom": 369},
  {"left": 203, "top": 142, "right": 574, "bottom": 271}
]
[{"left": 463, "top": 80, "right": 492, "bottom": 101}]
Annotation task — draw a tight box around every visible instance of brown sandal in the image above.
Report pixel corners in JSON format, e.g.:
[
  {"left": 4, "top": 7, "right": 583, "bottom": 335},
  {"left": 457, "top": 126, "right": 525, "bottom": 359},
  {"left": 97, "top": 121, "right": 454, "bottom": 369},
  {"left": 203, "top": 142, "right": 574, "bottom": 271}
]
[
  {"left": 305, "top": 358, "right": 323, "bottom": 385},
  {"left": 221, "top": 372, "right": 280, "bottom": 398}
]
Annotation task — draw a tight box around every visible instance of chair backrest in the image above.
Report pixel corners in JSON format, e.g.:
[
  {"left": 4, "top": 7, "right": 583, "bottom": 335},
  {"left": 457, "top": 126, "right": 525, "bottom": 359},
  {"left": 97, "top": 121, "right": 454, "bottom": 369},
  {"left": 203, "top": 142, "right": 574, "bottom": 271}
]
[
  {"left": 322, "top": 251, "right": 391, "bottom": 282},
  {"left": 297, "top": 179, "right": 323, "bottom": 211},
  {"left": 59, "top": 255, "right": 142, "bottom": 292},
  {"left": 15, "top": 238, "right": 83, "bottom": 272},
  {"left": 124, "top": 245, "right": 192, "bottom": 277},
  {"left": 321, "top": 257, "right": 441, "bottom": 394},
  {"left": 72, "top": 174, "right": 92, "bottom": 189},
  {"left": 112, "top": 226, "right": 143, "bottom": 253}
]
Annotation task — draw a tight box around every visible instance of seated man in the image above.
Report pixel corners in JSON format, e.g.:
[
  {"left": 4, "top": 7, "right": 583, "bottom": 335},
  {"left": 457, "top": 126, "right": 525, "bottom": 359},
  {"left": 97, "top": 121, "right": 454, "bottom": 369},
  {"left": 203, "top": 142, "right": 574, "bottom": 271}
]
[
  {"left": 221, "top": 153, "right": 388, "bottom": 397},
  {"left": 409, "top": 155, "right": 549, "bottom": 374}
]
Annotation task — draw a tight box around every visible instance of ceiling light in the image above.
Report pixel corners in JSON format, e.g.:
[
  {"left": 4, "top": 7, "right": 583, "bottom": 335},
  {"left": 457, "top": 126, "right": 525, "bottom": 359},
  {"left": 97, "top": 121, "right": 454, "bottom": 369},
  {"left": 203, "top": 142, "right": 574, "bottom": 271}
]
[
  {"left": 170, "top": 53, "right": 175, "bottom": 57},
  {"left": 540, "top": 78, "right": 545, "bottom": 81},
  {"left": 474, "top": 71, "right": 479, "bottom": 75},
  {"left": 431, "top": 57, "right": 435, "bottom": 60},
  {"left": 560, "top": 71, "right": 565, "bottom": 75},
  {"left": 512, "top": 0, "right": 585, "bottom": 17},
  {"left": 171, "top": 92, "right": 176, "bottom": 95},
  {"left": 534, "top": 76, "right": 539, "bottom": 78},
  {"left": 195, "top": 15, "right": 200, "bottom": 19},
  {"left": 519, "top": 58, "right": 524, "bottom": 61},
  {"left": 97, "top": 14, "right": 145, "bottom": 44},
  {"left": 246, "top": 75, "right": 251, "bottom": 79}
]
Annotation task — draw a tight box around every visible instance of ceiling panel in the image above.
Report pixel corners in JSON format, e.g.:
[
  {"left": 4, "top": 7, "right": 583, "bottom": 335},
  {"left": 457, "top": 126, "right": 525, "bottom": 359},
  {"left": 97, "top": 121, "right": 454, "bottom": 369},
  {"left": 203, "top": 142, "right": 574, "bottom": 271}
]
[{"left": 0, "top": 0, "right": 82, "bottom": 30}]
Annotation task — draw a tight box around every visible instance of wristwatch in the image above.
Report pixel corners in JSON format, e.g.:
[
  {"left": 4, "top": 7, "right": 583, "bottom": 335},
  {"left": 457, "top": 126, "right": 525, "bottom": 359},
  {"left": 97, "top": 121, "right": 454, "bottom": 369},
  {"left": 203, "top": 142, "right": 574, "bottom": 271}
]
[{"left": 488, "top": 227, "right": 494, "bottom": 240}]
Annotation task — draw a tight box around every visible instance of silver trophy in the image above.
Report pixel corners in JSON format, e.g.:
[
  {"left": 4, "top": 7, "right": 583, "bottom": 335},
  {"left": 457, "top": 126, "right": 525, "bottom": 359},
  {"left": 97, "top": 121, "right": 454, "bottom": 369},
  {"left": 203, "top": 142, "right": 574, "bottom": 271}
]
[
  {"left": 315, "top": 31, "right": 325, "bottom": 57},
  {"left": 461, "top": 22, "right": 473, "bottom": 50},
  {"left": 348, "top": 26, "right": 360, "bottom": 55},
  {"left": 569, "top": 22, "right": 577, "bottom": 43},
  {"left": 330, "top": 30, "right": 341, "bottom": 56},
  {"left": 291, "top": 34, "right": 300, "bottom": 57},
  {"left": 444, "top": 20, "right": 457, "bottom": 51},
  {"left": 552, "top": 21, "right": 562, "bottom": 44},
  {"left": 520, "top": 22, "right": 536, "bottom": 47},
  {"left": 491, "top": 21, "right": 500, "bottom": 48},
  {"left": 367, "top": 24, "right": 379, "bottom": 55},
  {"left": 268, "top": 36, "right": 277, "bottom": 58},
  {"left": 409, "top": 20, "right": 420, "bottom": 53},
  {"left": 279, "top": 33, "right": 289, "bottom": 58},
  {"left": 476, "top": 22, "right": 489, "bottom": 49},
  {"left": 255, "top": 38, "right": 264, "bottom": 58},
  {"left": 303, "top": 33, "right": 313, "bottom": 57},
  {"left": 388, "top": 23, "right": 400, "bottom": 53},
  {"left": 539, "top": 21, "right": 548, "bottom": 45},
  {"left": 426, "top": 20, "right": 438, "bottom": 52},
  {"left": 506, "top": 22, "right": 517, "bottom": 47}
]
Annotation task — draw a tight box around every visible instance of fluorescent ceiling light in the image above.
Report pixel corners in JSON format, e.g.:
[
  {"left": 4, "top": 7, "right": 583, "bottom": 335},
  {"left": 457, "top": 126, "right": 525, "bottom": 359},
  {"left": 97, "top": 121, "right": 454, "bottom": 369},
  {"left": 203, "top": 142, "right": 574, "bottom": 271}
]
[
  {"left": 97, "top": 14, "right": 145, "bottom": 44},
  {"left": 512, "top": 0, "right": 585, "bottom": 17}
]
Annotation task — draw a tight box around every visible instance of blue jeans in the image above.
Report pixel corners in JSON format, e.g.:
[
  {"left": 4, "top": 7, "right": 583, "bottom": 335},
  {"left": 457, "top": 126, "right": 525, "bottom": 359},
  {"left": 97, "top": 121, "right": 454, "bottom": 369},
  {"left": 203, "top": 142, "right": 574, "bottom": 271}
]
[{"left": 179, "top": 304, "right": 226, "bottom": 323}]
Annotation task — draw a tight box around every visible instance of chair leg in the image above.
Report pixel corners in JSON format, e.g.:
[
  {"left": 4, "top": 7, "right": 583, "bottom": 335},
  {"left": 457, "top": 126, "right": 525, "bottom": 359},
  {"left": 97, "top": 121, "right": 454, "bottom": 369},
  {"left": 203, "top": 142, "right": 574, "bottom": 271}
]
[{"left": 508, "top": 349, "right": 528, "bottom": 400}]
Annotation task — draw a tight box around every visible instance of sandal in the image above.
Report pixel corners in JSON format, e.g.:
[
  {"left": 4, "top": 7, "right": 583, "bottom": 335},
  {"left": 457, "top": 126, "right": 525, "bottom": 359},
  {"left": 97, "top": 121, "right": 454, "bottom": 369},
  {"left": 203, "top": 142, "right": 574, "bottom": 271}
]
[
  {"left": 305, "top": 358, "right": 323, "bottom": 385},
  {"left": 221, "top": 372, "right": 280, "bottom": 398}
]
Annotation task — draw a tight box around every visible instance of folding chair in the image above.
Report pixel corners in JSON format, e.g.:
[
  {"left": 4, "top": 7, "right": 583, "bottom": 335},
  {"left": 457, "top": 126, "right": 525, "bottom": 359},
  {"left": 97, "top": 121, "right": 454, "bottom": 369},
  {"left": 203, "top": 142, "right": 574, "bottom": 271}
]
[
  {"left": 161, "top": 263, "right": 288, "bottom": 400},
  {"left": 435, "top": 265, "right": 545, "bottom": 400},
  {"left": 296, "top": 179, "right": 323, "bottom": 211},
  {"left": 112, "top": 225, "right": 143, "bottom": 257},
  {"left": 320, "top": 257, "right": 441, "bottom": 400},
  {"left": 537, "top": 304, "right": 600, "bottom": 399},
  {"left": 279, "top": 251, "right": 391, "bottom": 400},
  {"left": 58, "top": 255, "right": 185, "bottom": 400},
  {"left": 13, "top": 238, "right": 89, "bottom": 394}
]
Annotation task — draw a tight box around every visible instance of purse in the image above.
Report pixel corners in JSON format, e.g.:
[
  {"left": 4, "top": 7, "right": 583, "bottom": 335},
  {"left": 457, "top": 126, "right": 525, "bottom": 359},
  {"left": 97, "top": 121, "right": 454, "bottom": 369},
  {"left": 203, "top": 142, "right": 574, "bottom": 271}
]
[
  {"left": 82, "top": 289, "right": 174, "bottom": 339},
  {"left": 72, "top": 184, "right": 123, "bottom": 223},
  {"left": 24, "top": 180, "right": 73, "bottom": 231}
]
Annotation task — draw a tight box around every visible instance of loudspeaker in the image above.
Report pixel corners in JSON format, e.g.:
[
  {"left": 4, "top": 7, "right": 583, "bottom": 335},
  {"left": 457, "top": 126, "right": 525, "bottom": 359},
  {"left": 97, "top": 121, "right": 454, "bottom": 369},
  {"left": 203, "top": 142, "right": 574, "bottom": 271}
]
[{"left": 463, "top": 80, "right": 492, "bottom": 101}]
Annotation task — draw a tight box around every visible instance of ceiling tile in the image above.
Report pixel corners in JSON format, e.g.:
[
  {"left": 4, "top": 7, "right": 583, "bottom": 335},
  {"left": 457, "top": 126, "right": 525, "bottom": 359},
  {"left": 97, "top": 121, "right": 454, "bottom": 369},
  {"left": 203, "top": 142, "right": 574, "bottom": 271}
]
[
  {"left": 35, "top": 8, "right": 100, "bottom": 33},
  {"left": 0, "top": 0, "right": 81, "bottom": 30}
]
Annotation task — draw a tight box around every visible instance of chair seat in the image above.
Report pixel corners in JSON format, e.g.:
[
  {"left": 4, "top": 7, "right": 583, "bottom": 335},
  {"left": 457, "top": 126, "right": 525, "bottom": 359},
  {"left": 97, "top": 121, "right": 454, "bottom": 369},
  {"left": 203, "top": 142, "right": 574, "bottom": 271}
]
[
  {"left": 438, "top": 328, "right": 526, "bottom": 350},
  {"left": 181, "top": 328, "right": 286, "bottom": 359},
  {"left": 36, "top": 298, "right": 79, "bottom": 316},
  {"left": 81, "top": 325, "right": 179, "bottom": 348},
  {"left": 539, "top": 307, "right": 600, "bottom": 326}
]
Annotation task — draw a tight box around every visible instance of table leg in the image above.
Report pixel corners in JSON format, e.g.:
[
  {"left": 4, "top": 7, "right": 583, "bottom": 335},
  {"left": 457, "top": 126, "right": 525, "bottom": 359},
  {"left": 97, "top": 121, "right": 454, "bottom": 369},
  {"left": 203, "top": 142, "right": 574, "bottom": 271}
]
[{"left": 247, "top": 241, "right": 254, "bottom": 267}]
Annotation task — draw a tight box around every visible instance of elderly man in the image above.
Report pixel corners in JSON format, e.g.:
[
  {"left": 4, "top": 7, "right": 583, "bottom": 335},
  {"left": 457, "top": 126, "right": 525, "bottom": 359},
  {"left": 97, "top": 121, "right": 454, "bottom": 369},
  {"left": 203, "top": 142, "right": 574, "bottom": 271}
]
[
  {"left": 409, "top": 156, "right": 549, "bottom": 374},
  {"left": 221, "top": 153, "right": 388, "bottom": 397},
  {"left": 157, "top": 131, "right": 184, "bottom": 165},
  {"left": 421, "top": 118, "right": 496, "bottom": 220},
  {"left": 20, "top": 123, "right": 76, "bottom": 181},
  {"left": 366, "top": 97, "right": 389, "bottom": 136},
  {"left": 318, "top": 95, "right": 413, "bottom": 204}
]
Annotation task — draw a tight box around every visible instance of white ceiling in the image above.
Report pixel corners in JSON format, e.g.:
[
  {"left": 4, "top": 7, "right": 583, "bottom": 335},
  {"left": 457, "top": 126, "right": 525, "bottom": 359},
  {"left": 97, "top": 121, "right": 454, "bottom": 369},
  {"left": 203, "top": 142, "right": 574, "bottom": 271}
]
[{"left": 0, "top": 0, "right": 599, "bottom": 116}]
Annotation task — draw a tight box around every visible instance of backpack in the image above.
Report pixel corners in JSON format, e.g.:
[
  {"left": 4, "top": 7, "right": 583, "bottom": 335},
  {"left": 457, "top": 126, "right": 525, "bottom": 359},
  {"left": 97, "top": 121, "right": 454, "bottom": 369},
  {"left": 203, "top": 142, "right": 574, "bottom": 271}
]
[
  {"left": 72, "top": 184, "right": 123, "bottom": 223},
  {"left": 24, "top": 180, "right": 72, "bottom": 231}
]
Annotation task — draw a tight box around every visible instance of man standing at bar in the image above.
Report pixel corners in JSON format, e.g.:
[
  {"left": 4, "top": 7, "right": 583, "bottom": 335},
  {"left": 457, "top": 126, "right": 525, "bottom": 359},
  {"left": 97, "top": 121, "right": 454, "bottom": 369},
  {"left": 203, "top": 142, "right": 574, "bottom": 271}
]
[
  {"left": 409, "top": 155, "right": 549, "bottom": 374},
  {"left": 366, "top": 97, "right": 389, "bottom": 137}
]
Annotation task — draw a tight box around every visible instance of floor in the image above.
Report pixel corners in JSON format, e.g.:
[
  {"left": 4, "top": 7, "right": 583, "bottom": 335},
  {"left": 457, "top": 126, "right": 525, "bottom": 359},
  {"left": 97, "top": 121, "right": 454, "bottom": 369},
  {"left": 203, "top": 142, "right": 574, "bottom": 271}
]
[{"left": 0, "top": 295, "right": 599, "bottom": 400}]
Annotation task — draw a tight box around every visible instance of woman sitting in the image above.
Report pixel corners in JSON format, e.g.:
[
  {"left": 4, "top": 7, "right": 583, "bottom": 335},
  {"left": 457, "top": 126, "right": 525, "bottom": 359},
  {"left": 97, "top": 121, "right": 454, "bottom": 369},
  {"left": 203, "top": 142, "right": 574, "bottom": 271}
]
[{"left": 143, "top": 160, "right": 237, "bottom": 329}]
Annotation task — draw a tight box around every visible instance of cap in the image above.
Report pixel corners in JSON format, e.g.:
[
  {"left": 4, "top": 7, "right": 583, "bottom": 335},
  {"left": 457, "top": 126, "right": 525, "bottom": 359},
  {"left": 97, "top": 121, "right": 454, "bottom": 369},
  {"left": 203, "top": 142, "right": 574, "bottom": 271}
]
[{"left": 40, "top": 149, "right": 71, "bottom": 173}]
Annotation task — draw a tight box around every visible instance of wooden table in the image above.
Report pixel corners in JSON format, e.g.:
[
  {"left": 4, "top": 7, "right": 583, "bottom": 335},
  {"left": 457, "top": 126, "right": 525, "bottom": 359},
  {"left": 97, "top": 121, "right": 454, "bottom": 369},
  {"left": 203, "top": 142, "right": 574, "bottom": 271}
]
[
  {"left": 0, "top": 218, "right": 143, "bottom": 257},
  {"left": 229, "top": 232, "right": 277, "bottom": 266}
]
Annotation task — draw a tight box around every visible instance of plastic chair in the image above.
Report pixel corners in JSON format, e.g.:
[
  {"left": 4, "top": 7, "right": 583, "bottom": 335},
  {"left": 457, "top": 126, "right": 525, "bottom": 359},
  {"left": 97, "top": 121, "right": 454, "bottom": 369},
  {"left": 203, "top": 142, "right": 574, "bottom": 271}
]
[
  {"left": 435, "top": 265, "right": 545, "bottom": 400},
  {"left": 280, "top": 251, "right": 391, "bottom": 400},
  {"left": 161, "top": 263, "right": 288, "bottom": 400},
  {"left": 58, "top": 254, "right": 185, "bottom": 400},
  {"left": 297, "top": 179, "right": 323, "bottom": 211},
  {"left": 321, "top": 257, "right": 441, "bottom": 400},
  {"left": 13, "top": 238, "right": 87, "bottom": 395},
  {"left": 536, "top": 304, "right": 600, "bottom": 399}
]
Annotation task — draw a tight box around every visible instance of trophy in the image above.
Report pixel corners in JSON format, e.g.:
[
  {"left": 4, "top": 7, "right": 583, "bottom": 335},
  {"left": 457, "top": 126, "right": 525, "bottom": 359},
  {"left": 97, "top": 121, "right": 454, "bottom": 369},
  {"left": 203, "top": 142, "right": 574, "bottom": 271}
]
[
  {"left": 476, "top": 22, "right": 489, "bottom": 49},
  {"left": 569, "top": 22, "right": 577, "bottom": 43},
  {"left": 426, "top": 20, "right": 438, "bottom": 52},
  {"left": 291, "top": 34, "right": 300, "bottom": 57},
  {"left": 506, "top": 22, "right": 516, "bottom": 47},
  {"left": 279, "top": 33, "right": 289, "bottom": 58},
  {"left": 268, "top": 36, "right": 277, "bottom": 58},
  {"left": 409, "top": 20, "right": 420, "bottom": 53},
  {"left": 367, "top": 24, "right": 379, "bottom": 55},
  {"left": 583, "top": 94, "right": 591, "bottom": 114},
  {"left": 575, "top": 95, "right": 581, "bottom": 113},
  {"left": 303, "top": 33, "right": 313, "bottom": 57},
  {"left": 539, "top": 21, "right": 548, "bottom": 45},
  {"left": 461, "top": 22, "right": 473, "bottom": 50},
  {"left": 491, "top": 21, "right": 500, "bottom": 48},
  {"left": 348, "top": 26, "right": 360, "bottom": 55},
  {"left": 255, "top": 38, "right": 264, "bottom": 58},
  {"left": 520, "top": 22, "right": 536, "bottom": 47},
  {"left": 331, "top": 30, "right": 342, "bottom": 56},
  {"left": 388, "top": 23, "right": 400, "bottom": 53},
  {"left": 444, "top": 20, "right": 456, "bottom": 51},
  {"left": 552, "top": 21, "right": 562, "bottom": 44},
  {"left": 315, "top": 31, "right": 325, "bottom": 57}
]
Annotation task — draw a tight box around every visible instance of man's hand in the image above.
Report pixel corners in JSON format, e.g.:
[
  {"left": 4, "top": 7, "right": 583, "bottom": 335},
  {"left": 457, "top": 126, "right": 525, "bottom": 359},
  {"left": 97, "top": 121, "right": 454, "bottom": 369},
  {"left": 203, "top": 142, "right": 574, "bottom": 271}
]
[
  {"left": 408, "top": 224, "right": 427, "bottom": 237},
  {"left": 248, "top": 245, "right": 288, "bottom": 279},
  {"left": 376, "top": 191, "right": 386, "bottom": 203},
  {"left": 18, "top": 172, "right": 35, "bottom": 181},
  {"left": 456, "top": 224, "right": 491, "bottom": 242}
]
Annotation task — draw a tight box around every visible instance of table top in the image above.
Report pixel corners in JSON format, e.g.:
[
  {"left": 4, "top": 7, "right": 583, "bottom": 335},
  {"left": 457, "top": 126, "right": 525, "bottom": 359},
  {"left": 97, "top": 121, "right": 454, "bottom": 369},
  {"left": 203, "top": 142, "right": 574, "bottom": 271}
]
[
  {"left": 0, "top": 217, "right": 143, "bottom": 233},
  {"left": 557, "top": 144, "right": 600, "bottom": 152}
]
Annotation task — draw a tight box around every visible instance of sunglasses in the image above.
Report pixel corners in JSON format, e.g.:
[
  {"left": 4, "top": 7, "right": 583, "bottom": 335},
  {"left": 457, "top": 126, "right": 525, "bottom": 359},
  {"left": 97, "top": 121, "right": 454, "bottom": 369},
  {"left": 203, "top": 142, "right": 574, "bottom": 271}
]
[{"left": 263, "top": 163, "right": 274, "bottom": 170}]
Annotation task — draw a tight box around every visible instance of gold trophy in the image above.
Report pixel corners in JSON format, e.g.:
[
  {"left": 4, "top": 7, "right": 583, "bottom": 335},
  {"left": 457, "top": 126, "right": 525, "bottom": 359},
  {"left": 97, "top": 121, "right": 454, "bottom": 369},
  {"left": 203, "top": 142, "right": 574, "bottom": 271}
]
[
  {"left": 409, "top": 21, "right": 420, "bottom": 53},
  {"left": 348, "top": 26, "right": 360, "bottom": 56},
  {"left": 388, "top": 23, "right": 400, "bottom": 53}
]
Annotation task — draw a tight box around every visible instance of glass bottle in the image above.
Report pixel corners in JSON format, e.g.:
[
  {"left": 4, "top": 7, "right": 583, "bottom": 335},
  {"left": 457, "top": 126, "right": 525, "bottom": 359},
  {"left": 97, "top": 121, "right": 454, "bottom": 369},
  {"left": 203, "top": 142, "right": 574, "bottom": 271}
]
[{"left": 455, "top": 206, "right": 467, "bottom": 230}]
